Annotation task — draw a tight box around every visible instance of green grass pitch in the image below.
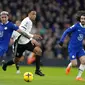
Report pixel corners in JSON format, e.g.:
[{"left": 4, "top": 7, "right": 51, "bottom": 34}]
[{"left": 0, "top": 66, "right": 85, "bottom": 85}]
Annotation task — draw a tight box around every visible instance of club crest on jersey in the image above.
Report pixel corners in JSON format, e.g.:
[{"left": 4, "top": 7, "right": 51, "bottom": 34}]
[{"left": 4, "top": 27, "right": 7, "bottom": 30}]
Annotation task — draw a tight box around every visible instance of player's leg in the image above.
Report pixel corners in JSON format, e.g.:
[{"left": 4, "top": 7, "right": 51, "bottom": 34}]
[
  {"left": 76, "top": 49, "right": 85, "bottom": 81},
  {"left": 66, "top": 62, "right": 72, "bottom": 75},
  {"left": 15, "top": 63, "right": 21, "bottom": 74},
  {"left": 76, "top": 56, "right": 85, "bottom": 81},
  {"left": 33, "top": 46, "right": 45, "bottom": 76},
  {"left": 2, "top": 49, "right": 15, "bottom": 71},
  {"left": 27, "top": 52, "right": 36, "bottom": 64},
  {"left": 27, "top": 41, "right": 45, "bottom": 76},
  {"left": 2, "top": 57, "right": 16, "bottom": 71},
  {"left": 66, "top": 59, "right": 77, "bottom": 75},
  {"left": 66, "top": 50, "right": 77, "bottom": 75},
  {"left": 2, "top": 55, "right": 24, "bottom": 71},
  {"left": 2, "top": 44, "right": 25, "bottom": 71},
  {"left": 15, "top": 56, "right": 24, "bottom": 74}
]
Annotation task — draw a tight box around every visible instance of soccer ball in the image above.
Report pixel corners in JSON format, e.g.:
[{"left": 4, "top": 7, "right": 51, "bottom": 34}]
[{"left": 24, "top": 72, "right": 33, "bottom": 82}]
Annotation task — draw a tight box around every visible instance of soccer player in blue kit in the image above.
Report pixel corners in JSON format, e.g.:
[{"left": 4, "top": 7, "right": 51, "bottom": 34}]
[
  {"left": 59, "top": 11, "right": 85, "bottom": 81},
  {"left": 0, "top": 11, "right": 42, "bottom": 68}
]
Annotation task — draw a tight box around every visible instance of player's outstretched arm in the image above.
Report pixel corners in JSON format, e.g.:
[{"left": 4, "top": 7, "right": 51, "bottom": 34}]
[
  {"left": 17, "top": 29, "right": 42, "bottom": 40},
  {"left": 60, "top": 25, "right": 76, "bottom": 43},
  {"left": 59, "top": 41, "right": 63, "bottom": 47},
  {"left": 17, "top": 29, "right": 31, "bottom": 39}
]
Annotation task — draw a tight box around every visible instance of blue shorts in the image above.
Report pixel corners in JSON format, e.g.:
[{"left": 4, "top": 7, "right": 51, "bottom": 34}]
[
  {"left": 0, "top": 48, "right": 6, "bottom": 57},
  {"left": 68, "top": 48, "right": 85, "bottom": 60}
]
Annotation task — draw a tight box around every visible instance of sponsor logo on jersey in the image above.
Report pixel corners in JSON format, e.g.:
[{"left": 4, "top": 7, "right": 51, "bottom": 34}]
[
  {"left": 77, "top": 34, "right": 83, "bottom": 41},
  {"left": 0, "top": 31, "right": 3, "bottom": 37}
]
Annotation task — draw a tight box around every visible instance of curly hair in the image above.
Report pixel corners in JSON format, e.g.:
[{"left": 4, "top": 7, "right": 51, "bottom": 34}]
[{"left": 76, "top": 10, "right": 85, "bottom": 21}]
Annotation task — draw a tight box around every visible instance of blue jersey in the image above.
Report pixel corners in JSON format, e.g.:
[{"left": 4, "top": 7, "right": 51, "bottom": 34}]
[
  {"left": 60, "top": 22, "right": 85, "bottom": 51},
  {"left": 0, "top": 21, "right": 19, "bottom": 52}
]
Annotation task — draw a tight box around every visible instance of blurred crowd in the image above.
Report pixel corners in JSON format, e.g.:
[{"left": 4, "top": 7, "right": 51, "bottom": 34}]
[{"left": 0, "top": 0, "right": 85, "bottom": 60}]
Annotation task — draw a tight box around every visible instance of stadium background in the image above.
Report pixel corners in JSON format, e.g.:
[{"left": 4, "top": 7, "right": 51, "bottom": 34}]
[{"left": 0, "top": 0, "right": 85, "bottom": 66}]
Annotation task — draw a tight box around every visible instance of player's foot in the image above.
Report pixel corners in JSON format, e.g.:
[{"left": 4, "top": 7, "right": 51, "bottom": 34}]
[
  {"left": 2, "top": 60, "right": 5, "bottom": 63},
  {"left": 35, "top": 70, "right": 45, "bottom": 76},
  {"left": 40, "top": 61, "right": 43, "bottom": 66},
  {"left": 76, "top": 77, "right": 85, "bottom": 81},
  {"left": 2, "top": 62, "right": 7, "bottom": 71},
  {"left": 16, "top": 70, "right": 21, "bottom": 74},
  {"left": 66, "top": 66, "right": 71, "bottom": 75},
  {"left": 27, "top": 57, "right": 35, "bottom": 64}
]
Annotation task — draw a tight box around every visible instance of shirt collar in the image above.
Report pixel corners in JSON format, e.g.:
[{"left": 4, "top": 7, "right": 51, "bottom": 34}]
[{"left": 1, "top": 21, "right": 9, "bottom": 25}]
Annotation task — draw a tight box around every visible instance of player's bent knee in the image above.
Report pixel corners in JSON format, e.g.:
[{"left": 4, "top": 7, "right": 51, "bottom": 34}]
[
  {"left": 81, "top": 60, "right": 85, "bottom": 65},
  {"left": 14, "top": 57, "right": 20, "bottom": 63},
  {"left": 33, "top": 46, "right": 42, "bottom": 56},
  {"left": 19, "top": 56, "right": 24, "bottom": 61},
  {"left": 72, "top": 62, "right": 77, "bottom": 66},
  {"left": 80, "top": 56, "right": 85, "bottom": 64}
]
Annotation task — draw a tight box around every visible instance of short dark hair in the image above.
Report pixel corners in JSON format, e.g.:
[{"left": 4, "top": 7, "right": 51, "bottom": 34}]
[
  {"left": 76, "top": 10, "right": 85, "bottom": 21},
  {"left": 28, "top": 9, "right": 36, "bottom": 14}
]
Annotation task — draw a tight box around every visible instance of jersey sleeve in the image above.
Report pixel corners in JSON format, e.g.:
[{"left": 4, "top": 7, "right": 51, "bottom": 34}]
[
  {"left": 60, "top": 24, "right": 76, "bottom": 42},
  {"left": 11, "top": 31, "right": 20, "bottom": 41},
  {"left": 19, "top": 19, "right": 28, "bottom": 31},
  {"left": 12, "top": 24, "right": 19, "bottom": 31},
  {"left": 19, "top": 19, "right": 34, "bottom": 38}
]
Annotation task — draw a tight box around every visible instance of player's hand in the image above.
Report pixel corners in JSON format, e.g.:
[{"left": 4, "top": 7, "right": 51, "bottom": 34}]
[
  {"left": 33, "top": 34, "right": 42, "bottom": 40},
  {"left": 31, "top": 39, "right": 41, "bottom": 46},
  {"left": 58, "top": 41, "right": 63, "bottom": 48}
]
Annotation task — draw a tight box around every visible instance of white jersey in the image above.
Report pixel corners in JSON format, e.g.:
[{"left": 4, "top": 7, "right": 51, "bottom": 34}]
[
  {"left": 12, "top": 17, "right": 33, "bottom": 44},
  {"left": 12, "top": 31, "right": 20, "bottom": 42}
]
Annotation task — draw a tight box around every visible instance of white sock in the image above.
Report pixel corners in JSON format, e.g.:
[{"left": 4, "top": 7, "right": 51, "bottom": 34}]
[
  {"left": 68, "top": 62, "right": 72, "bottom": 68},
  {"left": 77, "top": 64, "right": 85, "bottom": 78}
]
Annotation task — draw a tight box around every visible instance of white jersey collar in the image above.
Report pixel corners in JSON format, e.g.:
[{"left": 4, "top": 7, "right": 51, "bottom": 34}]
[
  {"left": 1, "top": 21, "right": 9, "bottom": 25},
  {"left": 79, "top": 23, "right": 85, "bottom": 28}
]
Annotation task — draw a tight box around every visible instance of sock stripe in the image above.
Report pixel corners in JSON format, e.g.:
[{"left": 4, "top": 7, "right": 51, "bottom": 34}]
[{"left": 78, "top": 69, "right": 84, "bottom": 71}]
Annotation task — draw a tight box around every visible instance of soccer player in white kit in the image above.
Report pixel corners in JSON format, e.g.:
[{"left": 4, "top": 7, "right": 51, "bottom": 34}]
[{"left": 2, "top": 10, "right": 45, "bottom": 76}]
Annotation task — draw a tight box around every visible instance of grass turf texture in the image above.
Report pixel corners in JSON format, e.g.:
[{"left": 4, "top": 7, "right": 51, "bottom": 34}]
[{"left": 0, "top": 66, "right": 85, "bottom": 85}]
